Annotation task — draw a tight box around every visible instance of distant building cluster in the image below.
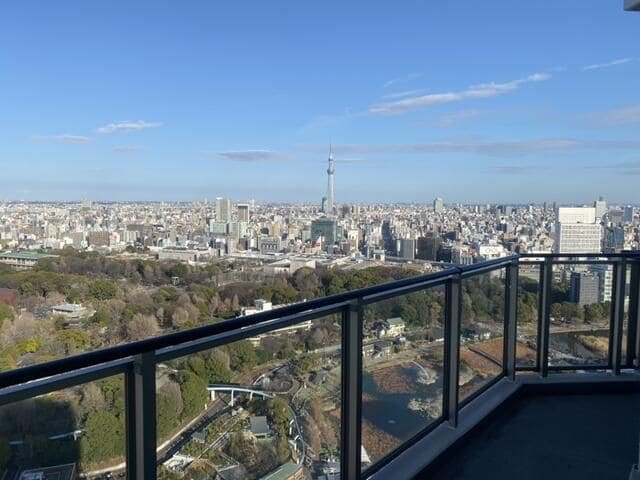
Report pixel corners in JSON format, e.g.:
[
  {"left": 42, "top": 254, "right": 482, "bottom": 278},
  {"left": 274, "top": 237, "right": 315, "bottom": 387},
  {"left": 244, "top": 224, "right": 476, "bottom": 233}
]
[{"left": 0, "top": 154, "right": 637, "bottom": 276}]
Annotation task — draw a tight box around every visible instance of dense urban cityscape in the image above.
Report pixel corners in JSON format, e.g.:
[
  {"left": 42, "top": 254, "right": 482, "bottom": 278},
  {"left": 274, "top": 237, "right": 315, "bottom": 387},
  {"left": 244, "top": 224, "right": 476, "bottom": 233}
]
[{"left": 0, "top": 151, "right": 636, "bottom": 479}]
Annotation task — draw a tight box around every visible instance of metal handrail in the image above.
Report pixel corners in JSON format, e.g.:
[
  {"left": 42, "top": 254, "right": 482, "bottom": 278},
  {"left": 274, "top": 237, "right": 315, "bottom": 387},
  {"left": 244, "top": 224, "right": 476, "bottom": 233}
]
[
  {"left": 0, "top": 255, "right": 516, "bottom": 390},
  {"left": 0, "top": 252, "right": 638, "bottom": 480}
]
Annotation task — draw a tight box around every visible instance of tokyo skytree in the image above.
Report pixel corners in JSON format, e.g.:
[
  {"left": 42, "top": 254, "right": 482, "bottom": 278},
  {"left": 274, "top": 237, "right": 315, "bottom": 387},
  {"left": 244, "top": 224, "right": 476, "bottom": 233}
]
[{"left": 326, "top": 147, "right": 334, "bottom": 214}]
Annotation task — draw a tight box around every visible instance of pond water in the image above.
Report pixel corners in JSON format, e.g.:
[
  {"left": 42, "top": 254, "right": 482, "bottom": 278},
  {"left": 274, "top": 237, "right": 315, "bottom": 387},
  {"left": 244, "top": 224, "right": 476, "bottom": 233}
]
[{"left": 361, "top": 362, "right": 443, "bottom": 442}]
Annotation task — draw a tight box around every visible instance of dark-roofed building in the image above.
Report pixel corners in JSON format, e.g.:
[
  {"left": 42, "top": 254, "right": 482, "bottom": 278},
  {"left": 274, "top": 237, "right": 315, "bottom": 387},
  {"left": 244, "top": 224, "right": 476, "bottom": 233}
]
[
  {"left": 259, "top": 463, "right": 304, "bottom": 480},
  {"left": 249, "top": 415, "right": 270, "bottom": 439}
]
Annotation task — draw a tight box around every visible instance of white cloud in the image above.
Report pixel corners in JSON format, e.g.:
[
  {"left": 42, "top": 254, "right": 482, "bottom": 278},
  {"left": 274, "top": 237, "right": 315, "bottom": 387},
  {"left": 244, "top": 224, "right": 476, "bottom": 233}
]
[
  {"left": 590, "top": 105, "right": 640, "bottom": 126},
  {"left": 583, "top": 58, "right": 635, "bottom": 71},
  {"left": 32, "top": 134, "right": 92, "bottom": 144},
  {"left": 382, "top": 89, "right": 426, "bottom": 100},
  {"left": 112, "top": 144, "right": 145, "bottom": 153},
  {"left": 299, "top": 138, "right": 640, "bottom": 157},
  {"left": 97, "top": 120, "right": 163, "bottom": 134},
  {"left": 383, "top": 72, "right": 423, "bottom": 88},
  {"left": 370, "top": 73, "right": 551, "bottom": 115},
  {"left": 216, "top": 150, "right": 292, "bottom": 162}
]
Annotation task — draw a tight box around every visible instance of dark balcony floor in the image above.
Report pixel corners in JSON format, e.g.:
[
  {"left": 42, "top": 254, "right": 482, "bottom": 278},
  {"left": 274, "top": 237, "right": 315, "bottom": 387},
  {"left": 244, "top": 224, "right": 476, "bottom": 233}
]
[{"left": 423, "top": 392, "right": 640, "bottom": 480}]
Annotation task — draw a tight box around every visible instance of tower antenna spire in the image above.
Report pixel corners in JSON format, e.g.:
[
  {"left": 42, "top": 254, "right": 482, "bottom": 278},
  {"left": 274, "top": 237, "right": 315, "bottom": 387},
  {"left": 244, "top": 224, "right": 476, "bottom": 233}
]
[{"left": 326, "top": 142, "right": 335, "bottom": 214}]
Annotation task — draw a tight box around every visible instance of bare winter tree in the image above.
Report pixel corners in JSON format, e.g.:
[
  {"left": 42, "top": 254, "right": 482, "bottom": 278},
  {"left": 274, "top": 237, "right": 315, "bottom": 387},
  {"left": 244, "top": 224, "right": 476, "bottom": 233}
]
[{"left": 126, "top": 314, "right": 160, "bottom": 341}]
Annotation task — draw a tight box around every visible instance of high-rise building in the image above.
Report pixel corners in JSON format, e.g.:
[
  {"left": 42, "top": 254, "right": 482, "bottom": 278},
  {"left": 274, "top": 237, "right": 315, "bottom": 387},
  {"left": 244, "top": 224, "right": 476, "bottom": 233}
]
[
  {"left": 326, "top": 150, "right": 335, "bottom": 214},
  {"left": 433, "top": 197, "right": 444, "bottom": 213},
  {"left": 555, "top": 207, "right": 602, "bottom": 254},
  {"left": 215, "top": 197, "right": 232, "bottom": 223},
  {"left": 603, "top": 226, "right": 625, "bottom": 253},
  {"left": 237, "top": 203, "right": 249, "bottom": 223},
  {"left": 589, "top": 264, "right": 613, "bottom": 303},
  {"left": 399, "top": 238, "right": 416, "bottom": 260},
  {"left": 607, "top": 209, "right": 624, "bottom": 226},
  {"left": 594, "top": 196, "right": 607, "bottom": 220},
  {"left": 88, "top": 231, "right": 110, "bottom": 247},
  {"left": 417, "top": 234, "right": 442, "bottom": 261},
  {"left": 624, "top": 206, "right": 634, "bottom": 223},
  {"left": 311, "top": 218, "right": 337, "bottom": 247},
  {"left": 570, "top": 272, "right": 600, "bottom": 306}
]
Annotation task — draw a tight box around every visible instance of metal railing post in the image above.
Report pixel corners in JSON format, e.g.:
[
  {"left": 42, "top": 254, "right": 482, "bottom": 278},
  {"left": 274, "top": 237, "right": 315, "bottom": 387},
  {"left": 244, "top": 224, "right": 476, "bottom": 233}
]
[
  {"left": 628, "top": 261, "right": 640, "bottom": 369},
  {"left": 341, "top": 301, "right": 363, "bottom": 479},
  {"left": 537, "top": 257, "right": 553, "bottom": 377},
  {"left": 611, "top": 260, "right": 627, "bottom": 375},
  {"left": 444, "top": 273, "right": 462, "bottom": 427},
  {"left": 504, "top": 261, "right": 519, "bottom": 381},
  {"left": 126, "top": 351, "right": 157, "bottom": 480}
]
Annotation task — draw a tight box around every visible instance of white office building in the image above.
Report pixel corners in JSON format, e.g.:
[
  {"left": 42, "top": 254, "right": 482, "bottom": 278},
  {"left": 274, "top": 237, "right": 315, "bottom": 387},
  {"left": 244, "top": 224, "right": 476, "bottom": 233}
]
[
  {"left": 215, "top": 197, "right": 232, "bottom": 223},
  {"left": 594, "top": 197, "right": 607, "bottom": 220},
  {"left": 555, "top": 207, "right": 602, "bottom": 254}
]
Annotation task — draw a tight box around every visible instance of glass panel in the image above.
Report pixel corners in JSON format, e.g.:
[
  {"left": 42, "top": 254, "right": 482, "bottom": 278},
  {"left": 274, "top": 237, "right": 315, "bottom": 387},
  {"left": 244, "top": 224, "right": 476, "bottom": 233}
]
[
  {"left": 548, "top": 263, "right": 611, "bottom": 368},
  {"left": 517, "top": 264, "right": 540, "bottom": 369},
  {"left": 622, "top": 265, "right": 630, "bottom": 366},
  {"left": 156, "top": 315, "right": 341, "bottom": 480},
  {"left": 459, "top": 270, "right": 506, "bottom": 402},
  {"left": 0, "top": 375, "right": 126, "bottom": 479},
  {"left": 361, "top": 285, "right": 445, "bottom": 469}
]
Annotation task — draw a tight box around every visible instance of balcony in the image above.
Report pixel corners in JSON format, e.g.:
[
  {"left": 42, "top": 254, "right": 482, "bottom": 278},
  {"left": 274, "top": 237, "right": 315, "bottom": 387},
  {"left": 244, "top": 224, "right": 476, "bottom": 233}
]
[{"left": 0, "top": 253, "right": 639, "bottom": 479}]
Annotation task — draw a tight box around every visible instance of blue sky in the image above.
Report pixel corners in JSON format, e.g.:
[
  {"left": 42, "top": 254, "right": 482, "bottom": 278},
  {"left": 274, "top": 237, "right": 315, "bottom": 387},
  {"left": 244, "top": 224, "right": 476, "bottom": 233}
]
[{"left": 1, "top": 1, "right": 639, "bottom": 204}]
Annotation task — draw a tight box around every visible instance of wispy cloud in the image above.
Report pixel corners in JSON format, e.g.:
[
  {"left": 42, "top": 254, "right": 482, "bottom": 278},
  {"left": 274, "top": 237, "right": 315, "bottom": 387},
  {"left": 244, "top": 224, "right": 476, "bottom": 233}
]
[
  {"left": 32, "top": 134, "right": 93, "bottom": 144},
  {"left": 383, "top": 72, "right": 423, "bottom": 88},
  {"left": 583, "top": 58, "right": 635, "bottom": 71},
  {"left": 587, "top": 104, "right": 640, "bottom": 126},
  {"left": 487, "top": 165, "right": 535, "bottom": 174},
  {"left": 370, "top": 73, "right": 551, "bottom": 115},
  {"left": 587, "top": 160, "right": 640, "bottom": 175},
  {"left": 434, "top": 109, "right": 481, "bottom": 127},
  {"left": 215, "top": 150, "right": 292, "bottom": 162},
  {"left": 97, "top": 120, "right": 163, "bottom": 134},
  {"left": 381, "top": 89, "right": 425, "bottom": 100},
  {"left": 112, "top": 144, "right": 145, "bottom": 153},
  {"left": 299, "top": 138, "right": 640, "bottom": 157}
]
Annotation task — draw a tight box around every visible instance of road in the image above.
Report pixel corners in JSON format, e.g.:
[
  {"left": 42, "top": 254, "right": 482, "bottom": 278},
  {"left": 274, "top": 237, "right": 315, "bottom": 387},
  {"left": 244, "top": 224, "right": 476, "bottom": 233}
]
[{"left": 157, "top": 401, "right": 231, "bottom": 465}]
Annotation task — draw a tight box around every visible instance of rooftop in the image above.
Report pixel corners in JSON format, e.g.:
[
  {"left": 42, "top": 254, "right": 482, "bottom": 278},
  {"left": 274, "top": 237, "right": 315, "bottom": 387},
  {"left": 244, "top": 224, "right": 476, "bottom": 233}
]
[
  {"left": 0, "top": 251, "right": 55, "bottom": 260},
  {"left": 249, "top": 415, "right": 270, "bottom": 436},
  {"left": 259, "top": 463, "right": 303, "bottom": 480}
]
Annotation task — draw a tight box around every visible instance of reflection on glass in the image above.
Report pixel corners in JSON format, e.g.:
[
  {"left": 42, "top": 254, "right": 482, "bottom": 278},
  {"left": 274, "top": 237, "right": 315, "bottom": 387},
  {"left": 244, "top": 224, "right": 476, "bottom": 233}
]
[
  {"left": 517, "top": 264, "right": 540, "bottom": 368},
  {"left": 548, "top": 264, "right": 611, "bottom": 368},
  {"left": 156, "top": 315, "right": 341, "bottom": 480},
  {"left": 459, "top": 271, "right": 505, "bottom": 401},
  {"left": 361, "top": 286, "right": 445, "bottom": 468},
  {"left": 0, "top": 376, "right": 126, "bottom": 478}
]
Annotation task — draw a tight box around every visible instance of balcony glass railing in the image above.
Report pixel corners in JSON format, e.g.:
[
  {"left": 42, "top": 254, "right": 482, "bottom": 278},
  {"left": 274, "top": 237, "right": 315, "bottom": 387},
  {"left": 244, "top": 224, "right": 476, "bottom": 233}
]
[{"left": 0, "top": 253, "right": 638, "bottom": 479}]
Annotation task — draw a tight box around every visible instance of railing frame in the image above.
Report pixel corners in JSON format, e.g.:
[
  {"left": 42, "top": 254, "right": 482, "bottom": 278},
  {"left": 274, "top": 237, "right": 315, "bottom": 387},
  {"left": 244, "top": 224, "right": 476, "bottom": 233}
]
[{"left": 1, "top": 252, "right": 639, "bottom": 480}]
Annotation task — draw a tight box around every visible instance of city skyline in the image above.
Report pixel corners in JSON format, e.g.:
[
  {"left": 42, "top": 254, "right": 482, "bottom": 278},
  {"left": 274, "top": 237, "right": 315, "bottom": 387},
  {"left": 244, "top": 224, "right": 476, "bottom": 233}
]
[{"left": 1, "top": 1, "right": 639, "bottom": 203}]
